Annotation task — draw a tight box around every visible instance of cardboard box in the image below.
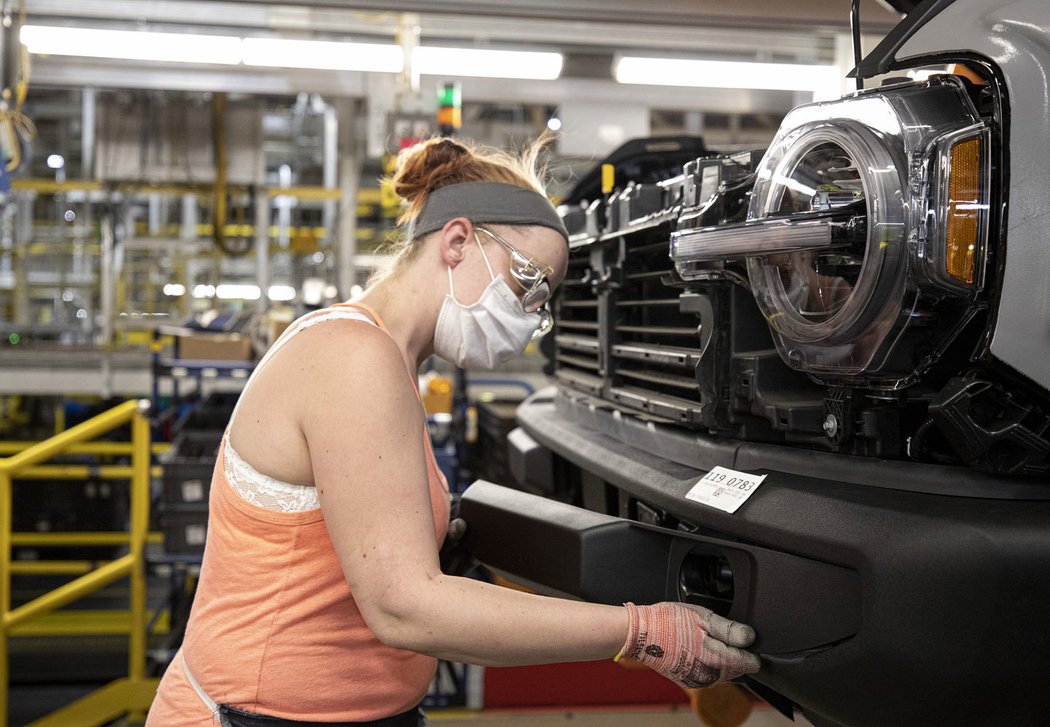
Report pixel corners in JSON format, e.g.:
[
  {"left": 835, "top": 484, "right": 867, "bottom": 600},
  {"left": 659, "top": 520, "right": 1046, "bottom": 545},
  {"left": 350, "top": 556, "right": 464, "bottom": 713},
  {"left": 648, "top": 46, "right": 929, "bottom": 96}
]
[
  {"left": 178, "top": 332, "right": 254, "bottom": 361},
  {"left": 266, "top": 317, "right": 292, "bottom": 348}
]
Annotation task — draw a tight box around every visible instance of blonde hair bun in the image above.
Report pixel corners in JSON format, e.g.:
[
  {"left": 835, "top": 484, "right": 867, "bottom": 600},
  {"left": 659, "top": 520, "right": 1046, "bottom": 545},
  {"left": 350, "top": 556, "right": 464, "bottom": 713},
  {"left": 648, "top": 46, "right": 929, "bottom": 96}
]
[{"left": 390, "top": 135, "right": 551, "bottom": 225}]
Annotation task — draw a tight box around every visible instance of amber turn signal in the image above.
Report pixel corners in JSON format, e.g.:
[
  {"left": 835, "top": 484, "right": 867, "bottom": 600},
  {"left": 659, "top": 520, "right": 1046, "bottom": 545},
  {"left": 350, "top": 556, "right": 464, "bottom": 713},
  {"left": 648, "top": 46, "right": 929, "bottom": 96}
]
[{"left": 945, "top": 136, "right": 982, "bottom": 284}]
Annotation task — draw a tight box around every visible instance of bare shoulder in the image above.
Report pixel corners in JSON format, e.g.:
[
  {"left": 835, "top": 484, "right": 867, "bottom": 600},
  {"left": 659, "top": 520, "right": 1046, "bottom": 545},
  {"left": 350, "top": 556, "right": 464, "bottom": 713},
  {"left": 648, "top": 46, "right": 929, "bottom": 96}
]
[
  {"left": 281, "top": 318, "right": 421, "bottom": 427},
  {"left": 289, "top": 316, "right": 404, "bottom": 372}
]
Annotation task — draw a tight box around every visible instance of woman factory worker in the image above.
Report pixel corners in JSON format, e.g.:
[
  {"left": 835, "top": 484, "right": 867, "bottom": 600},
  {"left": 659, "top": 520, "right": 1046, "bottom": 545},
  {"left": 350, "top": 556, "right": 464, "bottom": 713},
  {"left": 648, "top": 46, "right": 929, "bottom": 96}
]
[{"left": 147, "top": 137, "right": 761, "bottom": 727}]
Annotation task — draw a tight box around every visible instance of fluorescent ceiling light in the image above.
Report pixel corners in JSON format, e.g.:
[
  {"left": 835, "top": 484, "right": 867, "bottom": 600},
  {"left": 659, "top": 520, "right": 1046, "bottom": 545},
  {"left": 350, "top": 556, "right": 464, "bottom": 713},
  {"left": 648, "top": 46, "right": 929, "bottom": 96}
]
[
  {"left": 216, "top": 284, "right": 261, "bottom": 301},
  {"left": 21, "top": 25, "right": 561, "bottom": 80},
  {"left": 302, "top": 278, "right": 326, "bottom": 306},
  {"left": 413, "top": 47, "right": 563, "bottom": 80},
  {"left": 614, "top": 56, "right": 839, "bottom": 92},
  {"left": 242, "top": 38, "right": 403, "bottom": 73},
  {"left": 21, "top": 25, "right": 241, "bottom": 65},
  {"left": 267, "top": 285, "right": 297, "bottom": 302}
]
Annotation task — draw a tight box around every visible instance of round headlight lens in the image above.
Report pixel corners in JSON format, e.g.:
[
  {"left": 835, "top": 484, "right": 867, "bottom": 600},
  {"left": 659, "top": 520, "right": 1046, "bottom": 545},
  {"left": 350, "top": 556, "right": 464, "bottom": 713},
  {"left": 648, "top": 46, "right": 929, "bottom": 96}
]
[
  {"left": 763, "top": 140, "right": 868, "bottom": 325},
  {"left": 747, "top": 121, "right": 907, "bottom": 370}
]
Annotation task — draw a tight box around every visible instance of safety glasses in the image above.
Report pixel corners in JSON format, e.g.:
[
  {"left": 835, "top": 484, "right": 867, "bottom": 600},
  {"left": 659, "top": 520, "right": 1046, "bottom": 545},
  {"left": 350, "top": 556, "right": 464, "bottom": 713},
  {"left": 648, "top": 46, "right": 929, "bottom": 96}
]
[{"left": 475, "top": 226, "right": 554, "bottom": 314}]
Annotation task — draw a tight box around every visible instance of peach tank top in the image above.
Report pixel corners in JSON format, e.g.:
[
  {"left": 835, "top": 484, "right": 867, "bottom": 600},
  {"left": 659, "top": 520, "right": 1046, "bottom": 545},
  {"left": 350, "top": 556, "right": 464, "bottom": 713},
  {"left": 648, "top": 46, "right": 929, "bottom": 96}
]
[{"left": 146, "top": 303, "right": 450, "bottom": 725}]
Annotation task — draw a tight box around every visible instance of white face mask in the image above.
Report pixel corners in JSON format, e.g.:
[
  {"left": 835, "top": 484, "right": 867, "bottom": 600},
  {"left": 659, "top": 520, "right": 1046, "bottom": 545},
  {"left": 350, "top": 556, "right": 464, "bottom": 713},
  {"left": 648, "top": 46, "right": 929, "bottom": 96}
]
[{"left": 433, "top": 237, "right": 542, "bottom": 369}]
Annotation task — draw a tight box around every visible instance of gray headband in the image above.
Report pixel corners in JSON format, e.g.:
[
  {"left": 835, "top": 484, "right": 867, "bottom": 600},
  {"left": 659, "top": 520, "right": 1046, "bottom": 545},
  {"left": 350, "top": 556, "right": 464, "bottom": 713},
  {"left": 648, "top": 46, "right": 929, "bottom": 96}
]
[{"left": 409, "top": 181, "right": 568, "bottom": 241}]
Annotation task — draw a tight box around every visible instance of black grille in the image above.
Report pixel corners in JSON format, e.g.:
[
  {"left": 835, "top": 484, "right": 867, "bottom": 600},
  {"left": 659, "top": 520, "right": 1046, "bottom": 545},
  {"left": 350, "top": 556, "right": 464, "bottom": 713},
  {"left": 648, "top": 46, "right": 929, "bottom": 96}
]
[
  {"left": 554, "top": 246, "right": 603, "bottom": 396},
  {"left": 607, "top": 230, "right": 705, "bottom": 424},
  {"left": 549, "top": 151, "right": 796, "bottom": 433}
]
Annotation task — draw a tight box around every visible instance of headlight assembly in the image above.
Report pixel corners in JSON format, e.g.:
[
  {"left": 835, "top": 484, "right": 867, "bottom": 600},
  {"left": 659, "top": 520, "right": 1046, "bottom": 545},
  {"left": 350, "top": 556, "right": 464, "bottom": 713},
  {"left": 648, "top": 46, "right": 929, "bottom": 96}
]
[
  {"left": 747, "top": 120, "right": 905, "bottom": 355},
  {"left": 670, "top": 76, "right": 991, "bottom": 385}
]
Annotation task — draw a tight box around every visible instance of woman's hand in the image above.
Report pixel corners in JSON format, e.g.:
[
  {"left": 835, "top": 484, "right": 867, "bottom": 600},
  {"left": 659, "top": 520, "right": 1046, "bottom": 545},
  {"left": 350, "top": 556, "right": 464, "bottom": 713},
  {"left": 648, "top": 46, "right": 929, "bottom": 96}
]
[{"left": 619, "top": 602, "right": 761, "bottom": 688}]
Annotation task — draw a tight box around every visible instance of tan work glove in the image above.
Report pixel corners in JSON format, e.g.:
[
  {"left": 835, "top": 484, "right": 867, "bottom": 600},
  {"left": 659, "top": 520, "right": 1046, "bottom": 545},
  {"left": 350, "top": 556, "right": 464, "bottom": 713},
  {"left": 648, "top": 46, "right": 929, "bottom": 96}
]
[{"left": 617, "top": 602, "right": 761, "bottom": 688}]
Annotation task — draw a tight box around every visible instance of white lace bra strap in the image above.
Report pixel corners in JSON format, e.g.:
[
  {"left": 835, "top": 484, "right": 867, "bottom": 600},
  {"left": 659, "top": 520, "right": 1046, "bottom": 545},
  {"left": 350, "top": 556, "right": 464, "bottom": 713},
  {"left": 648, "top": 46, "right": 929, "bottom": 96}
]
[
  {"left": 228, "top": 308, "right": 378, "bottom": 427},
  {"left": 223, "top": 431, "right": 321, "bottom": 511}
]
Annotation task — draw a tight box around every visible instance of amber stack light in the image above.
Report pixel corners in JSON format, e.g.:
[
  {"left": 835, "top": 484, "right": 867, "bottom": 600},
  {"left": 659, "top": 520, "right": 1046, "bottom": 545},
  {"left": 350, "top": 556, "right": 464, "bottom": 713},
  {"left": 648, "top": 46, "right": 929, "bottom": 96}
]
[{"left": 437, "top": 81, "right": 462, "bottom": 137}]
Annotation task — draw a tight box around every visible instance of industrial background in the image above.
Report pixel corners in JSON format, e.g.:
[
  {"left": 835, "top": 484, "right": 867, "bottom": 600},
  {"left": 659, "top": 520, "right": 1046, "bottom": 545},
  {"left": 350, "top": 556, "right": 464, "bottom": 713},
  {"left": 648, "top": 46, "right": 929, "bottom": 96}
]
[{"left": 0, "top": 1, "right": 907, "bottom": 726}]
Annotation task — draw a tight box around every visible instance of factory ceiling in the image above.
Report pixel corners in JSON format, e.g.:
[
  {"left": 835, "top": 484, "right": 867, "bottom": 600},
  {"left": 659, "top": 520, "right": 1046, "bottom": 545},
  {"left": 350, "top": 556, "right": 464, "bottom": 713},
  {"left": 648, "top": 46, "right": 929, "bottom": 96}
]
[
  {"left": 29, "top": 0, "right": 902, "bottom": 37},
  {"left": 20, "top": 0, "right": 903, "bottom": 111}
]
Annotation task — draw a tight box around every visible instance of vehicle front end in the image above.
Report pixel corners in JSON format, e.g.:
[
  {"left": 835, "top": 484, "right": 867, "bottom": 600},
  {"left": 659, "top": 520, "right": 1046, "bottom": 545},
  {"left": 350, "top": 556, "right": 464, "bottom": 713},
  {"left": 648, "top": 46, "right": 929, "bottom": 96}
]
[{"left": 460, "top": 1, "right": 1050, "bottom": 725}]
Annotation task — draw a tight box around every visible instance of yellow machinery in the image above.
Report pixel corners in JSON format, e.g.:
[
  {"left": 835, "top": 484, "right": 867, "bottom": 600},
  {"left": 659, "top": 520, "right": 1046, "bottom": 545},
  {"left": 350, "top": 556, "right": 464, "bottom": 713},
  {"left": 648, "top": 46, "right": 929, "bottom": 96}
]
[{"left": 0, "top": 399, "right": 158, "bottom": 726}]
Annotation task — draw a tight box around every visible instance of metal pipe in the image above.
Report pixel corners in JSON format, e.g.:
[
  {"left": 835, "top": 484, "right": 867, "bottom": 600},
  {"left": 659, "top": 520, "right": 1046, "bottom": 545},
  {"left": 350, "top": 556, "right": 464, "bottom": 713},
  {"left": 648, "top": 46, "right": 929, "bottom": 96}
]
[
  {"left": 336, "top": 98, "right": 361, "bottom": 299},
  {"left": 8, "top": 608, "right": 168, "bottom": 638},
  {"left": 14, "top": 465, "right": 163, "bottom": 480},
  {"left": 128, "top": 411, "right": 150, "bottom": 684},
  {"left": 2, "top": 554, "right": 134, "bottom": 631},
  {"left": 0, "top": 472, "right": 11, "bottom": 723},
  {"left": 0, "top": 399, "right": 137, "bottom": 474},
  {"left": 10, "top": 561, "right": 98, "bottom": 576},
  {"left": 255, "top": 187, "right": 270, "bottom": 315},
  {"left": 322, "top": 103, "right": 338, "bottom": 247},
  {"left": 0, "top": 441, "right": 169, "bottom": 456},
  {"left": 211, "top": 92, "right": 229, "bottom": 253},
  {"left": 100, "top": 212, "right": 116, "bottom": 397},
  {"left": 147, "top": 193, "right": 162, "bottom": 236},
  {"left": 11, "top": 532, "right": 162, "bottom": 547},
  {"left": 276, "top": 163, "right": 291, "bottom": 250},
  {"left": 180, "top": 193, "right": 198, "bottom": 241},
  {"left": 12, "top": 192, "right": 31, "bottom": 327},
  {"left": 397, "top": 13, "right": 422, "bottom": 93},
  {"left": 82, "top": 87, "right": 96, "bottom": 179},
  {"left": 266, "top": 186, "right": 342, "bottom": 201}
]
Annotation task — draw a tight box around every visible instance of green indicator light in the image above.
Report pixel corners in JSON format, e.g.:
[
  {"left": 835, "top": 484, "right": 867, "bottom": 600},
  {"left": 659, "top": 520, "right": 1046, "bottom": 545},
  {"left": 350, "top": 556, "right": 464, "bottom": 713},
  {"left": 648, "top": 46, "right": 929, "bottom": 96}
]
[
  {"left": 438, "top": 83, "right": 461, "bottom": 108},
  {"left": 8, "top": 333, "right": 20, "bottom": 345}
]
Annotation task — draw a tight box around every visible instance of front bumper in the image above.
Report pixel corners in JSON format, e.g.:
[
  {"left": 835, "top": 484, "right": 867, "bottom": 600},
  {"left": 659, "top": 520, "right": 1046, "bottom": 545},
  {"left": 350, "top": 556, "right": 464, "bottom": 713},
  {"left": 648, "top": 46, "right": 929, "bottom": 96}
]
[{"left": 460, "top": 388, "right": 1050, "bottom": 727}]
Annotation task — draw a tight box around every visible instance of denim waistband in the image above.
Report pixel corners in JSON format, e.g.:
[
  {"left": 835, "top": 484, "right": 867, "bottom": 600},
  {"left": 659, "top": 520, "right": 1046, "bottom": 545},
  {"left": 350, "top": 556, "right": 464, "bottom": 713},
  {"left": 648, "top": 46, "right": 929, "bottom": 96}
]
[{"left": 218, "top": 704, "right": 424, "bottom": 727}]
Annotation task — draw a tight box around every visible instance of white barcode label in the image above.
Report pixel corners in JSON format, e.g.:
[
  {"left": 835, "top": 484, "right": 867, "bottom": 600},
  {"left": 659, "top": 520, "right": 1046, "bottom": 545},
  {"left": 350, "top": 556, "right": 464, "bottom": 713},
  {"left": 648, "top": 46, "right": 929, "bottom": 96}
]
[{"left": 685, "top": 466, "right": 767, "bottom": 514}]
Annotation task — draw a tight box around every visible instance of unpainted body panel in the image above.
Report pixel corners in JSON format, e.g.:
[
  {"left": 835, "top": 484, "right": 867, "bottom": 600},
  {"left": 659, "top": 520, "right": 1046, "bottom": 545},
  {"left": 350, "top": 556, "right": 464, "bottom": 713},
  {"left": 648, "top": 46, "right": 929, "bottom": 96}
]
[{"left": 898, "top": 0, "right": 1050, "bottom": 388}]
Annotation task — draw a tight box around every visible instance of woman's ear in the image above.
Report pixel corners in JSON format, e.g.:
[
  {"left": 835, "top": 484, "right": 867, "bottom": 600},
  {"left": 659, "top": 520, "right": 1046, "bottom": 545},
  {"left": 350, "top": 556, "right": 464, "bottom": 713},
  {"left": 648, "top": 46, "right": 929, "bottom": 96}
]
[{"left": 439, "top": 217, "right": 475, "bottom": 270}]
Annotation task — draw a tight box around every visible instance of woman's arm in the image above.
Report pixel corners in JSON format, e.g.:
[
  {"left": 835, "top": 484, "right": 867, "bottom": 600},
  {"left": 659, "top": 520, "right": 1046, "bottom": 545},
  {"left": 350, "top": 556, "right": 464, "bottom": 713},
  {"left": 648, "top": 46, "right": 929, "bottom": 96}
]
[
  {"left": 295, "top": 321, "right": 625, "bottom": 665},
  {"left": 296, "top": 321, "right": 754, "bottom": 678}
]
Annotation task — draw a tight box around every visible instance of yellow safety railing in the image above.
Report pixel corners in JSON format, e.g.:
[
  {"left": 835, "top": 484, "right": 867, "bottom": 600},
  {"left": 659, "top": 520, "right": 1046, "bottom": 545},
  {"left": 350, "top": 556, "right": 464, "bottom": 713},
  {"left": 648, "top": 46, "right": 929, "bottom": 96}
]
[
  {"left": 0, "top": 441, "right": 170, "bottom": 456},
  {"left": 0, "top": 399, "right": 159, "bottom": 727}
]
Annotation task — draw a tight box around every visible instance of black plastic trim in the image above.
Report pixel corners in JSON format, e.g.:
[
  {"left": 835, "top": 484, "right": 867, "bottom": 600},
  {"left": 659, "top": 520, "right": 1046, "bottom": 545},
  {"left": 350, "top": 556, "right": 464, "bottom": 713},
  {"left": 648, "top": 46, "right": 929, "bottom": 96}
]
[
  {"left": 851, "top": 0, "right": 957, "bottom": 78},
  {"left": 524, "top": 388, "right": 1050, "bottom": 500},
  {"left": 460, "top": 480, "right": 669, "bottom": 604},
  {"left": 880, "top": 0, "right": 925, "bottom": 11},
  {"left": 460, "top": 480, "right": 861, "bottom": 654}
]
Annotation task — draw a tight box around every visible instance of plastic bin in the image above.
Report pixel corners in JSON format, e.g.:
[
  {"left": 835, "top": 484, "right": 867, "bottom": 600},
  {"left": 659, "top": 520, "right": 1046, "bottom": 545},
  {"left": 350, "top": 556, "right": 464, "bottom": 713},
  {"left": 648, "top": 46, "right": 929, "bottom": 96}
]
[
  {"left": 161, "top": 461, "right": 216, "bottom": 506},
  {"left": 159, "top": 505, "right": 210, "bottom": 555}
]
